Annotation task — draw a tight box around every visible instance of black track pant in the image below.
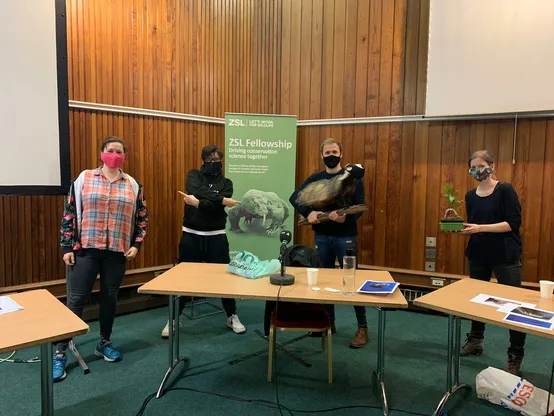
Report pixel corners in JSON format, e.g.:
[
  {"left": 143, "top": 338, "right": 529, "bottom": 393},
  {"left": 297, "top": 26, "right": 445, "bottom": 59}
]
[
  {"left": 177, "top": 231, "right": 236, "bottom": 317},
  {"left": 56, "top": 249, "right": 126, "bottom": 353}
]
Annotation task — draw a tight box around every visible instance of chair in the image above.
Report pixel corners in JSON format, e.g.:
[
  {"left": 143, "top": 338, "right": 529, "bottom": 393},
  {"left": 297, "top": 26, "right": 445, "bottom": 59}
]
[
  {"left": 265, "top": 245, "right": 333, "bottom": 383},
  {"left": 268, "top": 303, "right": 333, "bottom": 383}
]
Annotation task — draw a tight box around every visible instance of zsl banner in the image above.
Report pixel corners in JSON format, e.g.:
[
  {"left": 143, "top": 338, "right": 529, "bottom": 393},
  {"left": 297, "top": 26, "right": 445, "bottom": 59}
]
[{"left": 224, "top": 113, "right": 297, "bottom": 261}]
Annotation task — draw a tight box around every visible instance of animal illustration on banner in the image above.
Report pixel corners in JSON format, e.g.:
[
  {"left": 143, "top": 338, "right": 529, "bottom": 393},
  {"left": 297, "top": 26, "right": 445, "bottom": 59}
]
[{"left": 228, "top": 189, "right": 289, "bottom": 236}]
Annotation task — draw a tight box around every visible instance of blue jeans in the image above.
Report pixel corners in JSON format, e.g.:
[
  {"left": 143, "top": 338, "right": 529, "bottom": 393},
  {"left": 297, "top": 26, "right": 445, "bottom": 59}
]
[{"left": 314, "top": 234, "right": 367, "bottom": 328}]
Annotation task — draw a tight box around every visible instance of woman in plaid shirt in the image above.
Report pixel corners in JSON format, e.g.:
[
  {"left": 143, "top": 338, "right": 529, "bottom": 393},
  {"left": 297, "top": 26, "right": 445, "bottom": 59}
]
[{"left": 54, "top": 136, "right": 148, "bottom": 382}]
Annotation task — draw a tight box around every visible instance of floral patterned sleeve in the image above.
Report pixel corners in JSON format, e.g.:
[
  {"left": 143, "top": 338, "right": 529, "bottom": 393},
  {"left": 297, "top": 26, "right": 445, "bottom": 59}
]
[
  {"left": 132, "top": 188, "right": 149, "bottom": 250},
  {"left": 60, "top": 187, "right": 78, "bottom": 254}
]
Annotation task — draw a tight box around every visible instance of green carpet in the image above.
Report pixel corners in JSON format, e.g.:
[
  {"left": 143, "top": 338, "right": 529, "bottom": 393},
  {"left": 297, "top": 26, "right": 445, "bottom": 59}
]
[{"left": 0, "top": 300, "right": 552, "bottom": 416}]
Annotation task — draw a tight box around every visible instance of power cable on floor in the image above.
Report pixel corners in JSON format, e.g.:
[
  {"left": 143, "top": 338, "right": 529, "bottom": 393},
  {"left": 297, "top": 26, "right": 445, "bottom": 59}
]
[{"left": 0, "top": 352, "right": 40, "bottom": 364}]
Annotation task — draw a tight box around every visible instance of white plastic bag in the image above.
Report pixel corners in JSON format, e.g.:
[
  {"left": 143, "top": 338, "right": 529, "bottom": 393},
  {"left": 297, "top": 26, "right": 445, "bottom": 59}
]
[{"left": 476, "top": 367, "right": 554, "bottom": 416}]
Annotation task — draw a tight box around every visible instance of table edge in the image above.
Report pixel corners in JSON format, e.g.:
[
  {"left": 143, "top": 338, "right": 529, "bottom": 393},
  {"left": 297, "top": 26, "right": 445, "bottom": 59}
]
[
  {"left": 138, "top": 287, "right": 408, "bottom": 308},
  {"left": 413, "top": 299, "right": 554, "bottom": 340},
  {"left": 0, "top": 327, "right": 90, "bottom": 355}
]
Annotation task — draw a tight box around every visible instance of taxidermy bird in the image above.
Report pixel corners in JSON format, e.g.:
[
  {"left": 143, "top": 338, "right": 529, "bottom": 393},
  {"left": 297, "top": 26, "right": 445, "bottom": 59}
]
[{"left": 295, "top": 164, "right": 365, "bottom": 210}]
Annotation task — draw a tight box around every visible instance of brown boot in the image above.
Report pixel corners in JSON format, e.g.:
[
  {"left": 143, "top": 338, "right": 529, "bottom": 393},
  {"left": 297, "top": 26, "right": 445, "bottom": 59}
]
[
  {"left": 505, "top": 354, "right": 522, "bottom": 376},
  {"left": 460, "top": 333, "right": 484, "bottom": 356},
  {"left": 349, "top": 327, "right": 368, "bottom": 348},
  {"left": 505, "top": 348, "right": 524, "bottom": 376}
]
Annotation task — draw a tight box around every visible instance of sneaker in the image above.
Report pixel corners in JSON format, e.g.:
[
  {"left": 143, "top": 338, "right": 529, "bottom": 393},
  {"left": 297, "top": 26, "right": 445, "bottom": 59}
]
[
  {"left": 94, "top": 342, "right": 122, "bottom": 362},
  {"left": 53, "top": 354, "right": 67, "bottom": 382},
  {"left": 350, "top": 327, "right": 368, "bottom": 348},
  {"left": 161, "top": 320, "right": 182, "bottom": 339},
  {"left": 460, "top": 333, "right": 484, "bottom": 356},
  {"left": 227, "top": 314, "right": 246, "bottom": 334}
]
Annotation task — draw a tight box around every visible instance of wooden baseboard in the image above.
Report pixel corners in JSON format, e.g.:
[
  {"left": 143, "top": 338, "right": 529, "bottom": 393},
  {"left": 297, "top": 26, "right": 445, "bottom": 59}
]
[
  {"left": 357, "top": 264, "right": 540, "bottom": 290},
  {"left": 0, "top": 265, "right": 174, "bottom": 298},
  {"left": 0, "top": 262, "right": 539, "bottom": 321},
  {"left": 81, "top": 291, "right": 168, "bottom": 322}
]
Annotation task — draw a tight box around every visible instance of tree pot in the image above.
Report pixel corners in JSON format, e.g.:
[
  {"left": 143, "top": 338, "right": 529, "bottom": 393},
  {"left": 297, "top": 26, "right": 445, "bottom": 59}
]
[{"left": 440, "top": 219, "right": 465, "bottom": 232}]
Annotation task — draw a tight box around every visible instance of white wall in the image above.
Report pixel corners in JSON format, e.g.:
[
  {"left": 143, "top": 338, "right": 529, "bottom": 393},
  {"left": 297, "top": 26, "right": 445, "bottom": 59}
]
[
  {"left": 0, "top": 0, "right": 64, "bottom": 187},
  {"left": 425, "top": 0, "right": 554, "bottom": 117}
]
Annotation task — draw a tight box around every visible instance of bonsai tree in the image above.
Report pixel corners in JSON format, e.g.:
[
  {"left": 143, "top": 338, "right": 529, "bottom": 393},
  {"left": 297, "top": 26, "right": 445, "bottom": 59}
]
[{"left": 440, "top": 184, "right": 464, "bottom": 231}]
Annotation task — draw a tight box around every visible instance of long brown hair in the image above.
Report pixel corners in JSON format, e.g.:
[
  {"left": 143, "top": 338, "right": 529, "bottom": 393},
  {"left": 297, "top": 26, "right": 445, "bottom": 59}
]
[
  {"left": 468, "top": 150, "right": 497, "bottom": 180},
  {"left": 468, "top": 150, "right": 494, "bottom": 167}
]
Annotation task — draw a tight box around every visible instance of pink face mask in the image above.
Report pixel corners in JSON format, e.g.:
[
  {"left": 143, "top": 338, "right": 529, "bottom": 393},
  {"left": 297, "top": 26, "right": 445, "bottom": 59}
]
[{"left": 101, "top": 152, "right": 125, "bottom": 169}]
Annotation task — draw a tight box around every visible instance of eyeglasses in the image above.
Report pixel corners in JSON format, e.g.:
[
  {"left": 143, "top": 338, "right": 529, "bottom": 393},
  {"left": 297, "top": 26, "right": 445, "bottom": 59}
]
[{"left": 205, "top": 158, "right": 221, "bottom": 163}]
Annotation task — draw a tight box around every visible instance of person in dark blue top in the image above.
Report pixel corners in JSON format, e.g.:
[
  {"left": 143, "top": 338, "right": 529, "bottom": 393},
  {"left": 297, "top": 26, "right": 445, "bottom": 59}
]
[
  {"left": 458, "top": 150, "right": 525, "bottom": 375},
  {"left": 289, "top": 138, "right": 368, "bottom": 349}
]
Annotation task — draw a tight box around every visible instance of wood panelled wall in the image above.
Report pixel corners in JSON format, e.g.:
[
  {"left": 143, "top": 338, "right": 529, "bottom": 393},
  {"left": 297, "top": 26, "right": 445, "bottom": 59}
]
[{"left": 1, "top": 0, "right": 553, "bottom": 289}]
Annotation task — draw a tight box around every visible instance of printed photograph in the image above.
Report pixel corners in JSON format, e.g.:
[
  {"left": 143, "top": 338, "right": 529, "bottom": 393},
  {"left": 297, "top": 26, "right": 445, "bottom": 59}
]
[
  {"left": 510, "top": 306, "right": 554, "bottom": 322},
  {"left": 484, "top": 297, "right": 512, "bottom": 306},
  {"left": 357, "top": 280, "right": 399, "bottom": 294},
  {"left": 504, "top": 313, "right": 554, "bottom": 330},
  {"left": 368, "top": 283, "right": 388, "bottom": 289}
]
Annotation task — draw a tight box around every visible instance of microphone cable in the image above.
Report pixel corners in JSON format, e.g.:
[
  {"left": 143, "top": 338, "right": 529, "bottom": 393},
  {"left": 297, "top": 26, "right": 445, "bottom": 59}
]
[{"left": 272, "top": 279, "right": 292, "bottom": 416}]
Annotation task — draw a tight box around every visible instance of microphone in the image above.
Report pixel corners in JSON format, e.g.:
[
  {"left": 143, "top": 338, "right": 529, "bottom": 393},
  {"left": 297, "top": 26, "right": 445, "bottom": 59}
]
[
  {"left": 279, "top": 230, "right": 292, "bottom": 245},
  {"left": 270, "top": 230, "right": 295, "bottom": 286},
  {"left": 278, "top": 230, "right": 292, "bottom": 260}
]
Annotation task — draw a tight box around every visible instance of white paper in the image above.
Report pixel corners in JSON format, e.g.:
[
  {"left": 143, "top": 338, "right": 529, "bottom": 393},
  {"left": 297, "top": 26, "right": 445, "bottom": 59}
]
[
  {"left": 470, "top": 294, "right": 535, "bottom": 311},
  {"left": 311, "top": 287, "right": 320, "bottom": 291},
  {"left": 324, "top": 288, "right": 340, "bottom": 293},
  {"left": 502, "top": 305, "right": 554, "bottom": 323},
  {"left": 0, "top": 296, "right": 23, "bottom": 315}
]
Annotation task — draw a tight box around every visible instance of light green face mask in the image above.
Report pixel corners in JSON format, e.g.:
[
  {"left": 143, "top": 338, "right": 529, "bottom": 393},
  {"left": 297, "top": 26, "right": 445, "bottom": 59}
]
[{"left": 227, "top": 251, "right": 281, "bottom": 279}]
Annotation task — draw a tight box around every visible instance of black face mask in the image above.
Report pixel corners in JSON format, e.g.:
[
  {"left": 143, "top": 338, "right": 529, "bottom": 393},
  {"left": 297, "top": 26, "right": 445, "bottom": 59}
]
[
  {"left": 323, "top": 155, "right": 341, "bottom": 169},
  {"left": 203, "top": 161, "right": 222, "bottom": 175}
]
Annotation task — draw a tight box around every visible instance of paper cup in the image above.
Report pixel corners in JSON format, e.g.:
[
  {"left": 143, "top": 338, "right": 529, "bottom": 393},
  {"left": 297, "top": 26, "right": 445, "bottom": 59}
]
[
  {"left": 307, "top": 268, "right": 319, "bottom": 286},
  {"left": 539, "top": 280, "right": 554, "bottom": 299}
]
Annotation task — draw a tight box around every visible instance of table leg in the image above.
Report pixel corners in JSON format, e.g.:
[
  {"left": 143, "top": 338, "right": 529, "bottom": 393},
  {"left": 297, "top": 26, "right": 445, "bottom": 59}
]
[
  {"left": 156, "top": 295, "right": 189, "bottom": 399},
  {"left": 432, "top": 315, "right": 470, "bottom": 416},
  {"left": 40, "top": 343, "right": 54, "bottom": 416},
  {"left": 373, "top": 308, "right": 389, "bottom": 416},
  {"left": 547, "top": 359, "right": 554, "bottom": 415}
]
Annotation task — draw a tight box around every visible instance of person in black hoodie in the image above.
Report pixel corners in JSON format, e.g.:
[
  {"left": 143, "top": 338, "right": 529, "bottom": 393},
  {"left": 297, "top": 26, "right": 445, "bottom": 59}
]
[
  {"left": 161, "top": 145, "right": 246, "bottom": 338},
  {"left": 289, "top": 138, "right": 368, "bottom": 349}
]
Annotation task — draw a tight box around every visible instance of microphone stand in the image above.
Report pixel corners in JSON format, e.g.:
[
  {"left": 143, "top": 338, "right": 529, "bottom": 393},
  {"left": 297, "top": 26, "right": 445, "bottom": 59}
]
[
  {"left": 270, "top": 242, "right": 295, "bottom": 286},
  {"left": 279, "top": 243, "right": 287, "bottom": 277}
]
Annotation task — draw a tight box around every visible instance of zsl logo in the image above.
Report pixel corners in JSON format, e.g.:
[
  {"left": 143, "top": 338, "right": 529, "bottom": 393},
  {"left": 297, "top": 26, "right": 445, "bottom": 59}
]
[{"left": 228, "top": 119, "right": 245, "bottom": 126}]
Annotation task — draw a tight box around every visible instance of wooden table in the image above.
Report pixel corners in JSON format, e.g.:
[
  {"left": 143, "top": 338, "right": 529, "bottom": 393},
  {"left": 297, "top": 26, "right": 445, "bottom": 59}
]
[
  {"left": 414, "top": 278, "right": 554, "bottom": 416},
  {"left": 0, "top": 289, "right": 89, "bottom": 416},
  {"left": 138, "top": 262, "right": 407, "bottom": 416}
]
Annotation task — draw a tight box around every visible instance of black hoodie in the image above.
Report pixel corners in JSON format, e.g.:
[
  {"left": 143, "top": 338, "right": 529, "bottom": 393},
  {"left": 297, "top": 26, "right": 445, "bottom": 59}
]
[{"left": 182, "top": 166, "right": 233, "bottom": 232}]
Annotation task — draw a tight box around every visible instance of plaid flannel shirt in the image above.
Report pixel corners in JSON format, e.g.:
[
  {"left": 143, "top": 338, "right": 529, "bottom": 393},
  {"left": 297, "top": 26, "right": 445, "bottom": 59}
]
[{"left": 60, "top": 168, "right": 148, "bottom": 254}]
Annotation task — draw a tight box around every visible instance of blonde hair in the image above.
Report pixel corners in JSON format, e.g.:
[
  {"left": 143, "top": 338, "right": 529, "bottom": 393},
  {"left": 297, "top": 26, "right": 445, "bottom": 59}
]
[
  {"left": 320, "top": 137, "right": 343, "bottom": 154},
  {"left": 468, "top": 150, "right": 495, "bottom": 167}
]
